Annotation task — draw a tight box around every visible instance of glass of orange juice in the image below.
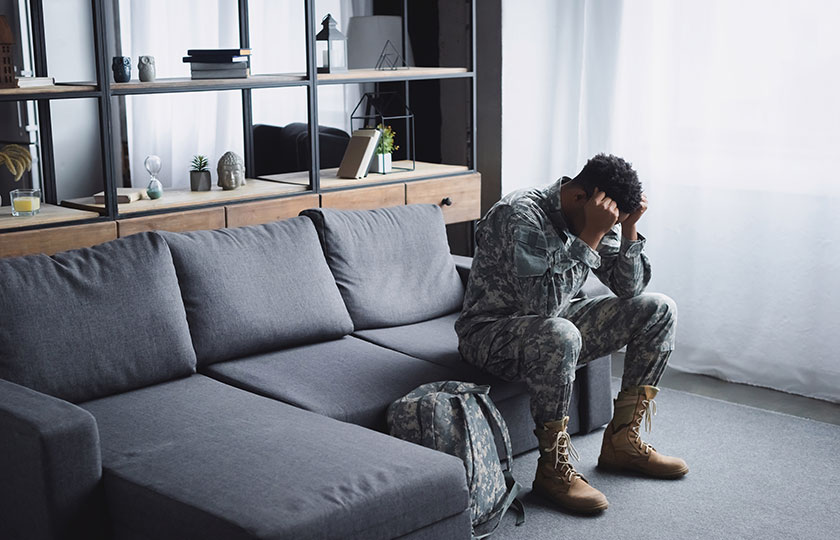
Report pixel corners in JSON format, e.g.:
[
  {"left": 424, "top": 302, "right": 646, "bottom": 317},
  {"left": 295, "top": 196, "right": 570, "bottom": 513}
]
[{"left": 11, "top": 189, "right": 41, "bottom": 217}]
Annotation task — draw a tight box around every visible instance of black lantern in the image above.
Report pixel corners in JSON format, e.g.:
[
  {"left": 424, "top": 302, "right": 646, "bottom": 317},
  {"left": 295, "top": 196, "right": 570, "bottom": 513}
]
[{"left": 316, "top": 14, "right": 347, "bottom": 74}]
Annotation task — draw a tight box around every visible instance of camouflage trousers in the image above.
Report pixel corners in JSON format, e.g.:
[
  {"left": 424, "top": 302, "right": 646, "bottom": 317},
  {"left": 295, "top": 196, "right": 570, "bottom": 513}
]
[{"left": 458, "top": 293, "right": 677, "bottom": 427}]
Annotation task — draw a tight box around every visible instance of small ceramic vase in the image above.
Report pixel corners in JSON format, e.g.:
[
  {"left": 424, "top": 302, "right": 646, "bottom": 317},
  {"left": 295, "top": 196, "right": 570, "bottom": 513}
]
[
  {"left": 139, "top": 56, "right": 156, "bottom": 82},
  {"left": 112, "top": 56, "right": 131, "bottom": 83}
]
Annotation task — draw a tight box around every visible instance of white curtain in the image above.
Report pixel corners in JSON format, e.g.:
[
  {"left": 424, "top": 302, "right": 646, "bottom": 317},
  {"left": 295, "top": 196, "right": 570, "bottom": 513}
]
[
  {"left": 119, "top": 0, "right": 370, "bottom": 189},
  {"left": 502, "top": 0, "right": 840, "bottom": 402}
]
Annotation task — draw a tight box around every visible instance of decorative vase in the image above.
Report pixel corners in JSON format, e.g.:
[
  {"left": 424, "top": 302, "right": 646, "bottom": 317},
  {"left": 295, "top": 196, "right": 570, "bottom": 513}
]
[
  {"left": 190, "top": 170, "right": 211, "bottom": 191},
  {"left": 112, "top": 56, "right": 131, "bottom": 83},
  {"left": 138, "top": 56, "right": 156, "bottom": 82},
  {"left": 370, "top": 152, "right": 392, "bottom": 173}
]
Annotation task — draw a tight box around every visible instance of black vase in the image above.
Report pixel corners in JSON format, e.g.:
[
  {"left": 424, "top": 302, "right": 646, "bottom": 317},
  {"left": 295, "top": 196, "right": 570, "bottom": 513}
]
[{"left": 112, "top": 56, "right": 131, "bottom": 83}]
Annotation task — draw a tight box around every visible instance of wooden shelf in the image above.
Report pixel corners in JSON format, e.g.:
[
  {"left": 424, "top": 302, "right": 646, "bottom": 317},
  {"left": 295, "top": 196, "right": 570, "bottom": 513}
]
[
  {"left": 0, "top": 203, "right": 100, "bottom": 231},
  {"left": 0, "top": 82, "right": 99, "bottom": 101},
  {"left": 317, "top": 67, "right": 469, "bottom": 84},
  {"left": 110, "top": 74, "right": 306, "bottom": 95},
  {"left": 61, "top": 179, "right": 308, "bottom": 216},
  {"left": 260, "top": 161, "right": 471, "bottom": 190}
]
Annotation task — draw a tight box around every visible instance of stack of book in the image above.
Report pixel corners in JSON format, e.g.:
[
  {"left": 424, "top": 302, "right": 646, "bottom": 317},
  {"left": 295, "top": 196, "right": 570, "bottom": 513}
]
[{"left": 183, "top": 48, "right": 251, "bottom": 80}]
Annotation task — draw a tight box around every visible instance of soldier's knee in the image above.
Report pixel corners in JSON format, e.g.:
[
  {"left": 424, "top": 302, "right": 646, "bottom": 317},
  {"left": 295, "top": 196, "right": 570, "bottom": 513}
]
[
  {"left": 641, "top": 292, "right": 677, "bottom": 324},
  {"left": 535, "top": 317, "right": 582, "bottom": 355}
]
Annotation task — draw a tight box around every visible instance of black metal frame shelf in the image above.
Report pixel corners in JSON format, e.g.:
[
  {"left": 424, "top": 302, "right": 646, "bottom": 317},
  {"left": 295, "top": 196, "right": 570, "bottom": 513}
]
[{"left": 0, "top": 0, "right": 477, "bottom": 234}]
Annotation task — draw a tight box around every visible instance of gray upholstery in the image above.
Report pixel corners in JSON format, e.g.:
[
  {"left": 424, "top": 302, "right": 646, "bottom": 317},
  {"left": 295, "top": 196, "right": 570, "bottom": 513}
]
[
  {"left": 160, "top": 217, "right": 354, "bottom": 366},
  {"left": 0, "top": 379, "right": 107, "bottom": 540},
  {"left": 302, "top": 205, "right": 465, "bottom": 330},
  {"left": 204, "top": 336, "right": 465, "bottom": 432},
  {"left": 0, "top": 233, "right": 196, "bottom": 403},
  {"left": 352, "top": 313, "right": 526, "bottom": 402},
  {"left": 80, "top": 375, "right": 470, "bottom": 540}
]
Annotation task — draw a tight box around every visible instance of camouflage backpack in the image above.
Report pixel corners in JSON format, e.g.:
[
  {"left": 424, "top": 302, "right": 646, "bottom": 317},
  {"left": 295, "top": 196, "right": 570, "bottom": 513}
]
[{"left": 387, "top": 381, "right": 525, "bottom": 539}]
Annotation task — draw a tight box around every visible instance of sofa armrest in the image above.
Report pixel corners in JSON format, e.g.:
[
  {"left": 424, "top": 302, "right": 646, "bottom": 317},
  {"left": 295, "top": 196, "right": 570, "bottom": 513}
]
[
  {"left": 0, "top": 379, "right": 107, "bottom": 540},
  {"left": 451, "top": 254, "right": 473, "bottom": 288}
]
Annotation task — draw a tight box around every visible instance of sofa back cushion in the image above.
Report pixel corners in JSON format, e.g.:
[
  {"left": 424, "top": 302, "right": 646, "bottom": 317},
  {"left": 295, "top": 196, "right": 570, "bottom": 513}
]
[
  {"left": 301, "top": 204, "right": 465, "bottom": 330},
  {"left": 160, "top": 217, "right": 354, "bottom": 366},
  {"left": 0, "top": 233, "right": 197, "bottom": 403}
]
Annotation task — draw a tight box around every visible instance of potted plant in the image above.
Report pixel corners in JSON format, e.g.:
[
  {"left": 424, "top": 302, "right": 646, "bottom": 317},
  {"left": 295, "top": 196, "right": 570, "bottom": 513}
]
[
  {"left": 190, "top": 155, "right": 211, "bottom": 191},
  {"left": 370, "top": 124, "right": 398, "bottom": 173}
]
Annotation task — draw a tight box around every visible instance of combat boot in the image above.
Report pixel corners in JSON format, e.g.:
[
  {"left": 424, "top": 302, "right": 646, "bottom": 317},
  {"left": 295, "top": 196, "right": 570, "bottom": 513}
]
[
  {"left": 598, "top": 385, "right": 689, "bottom": 478},
  {"left": 533, "top": 416, "right": 609, "bottom": 513}
]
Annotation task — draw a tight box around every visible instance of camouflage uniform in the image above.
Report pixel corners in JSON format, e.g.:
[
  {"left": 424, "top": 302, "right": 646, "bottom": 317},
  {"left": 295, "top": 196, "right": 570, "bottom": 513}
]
[{"left": 455, "top": 178, "right": 677, "bottom": 428}]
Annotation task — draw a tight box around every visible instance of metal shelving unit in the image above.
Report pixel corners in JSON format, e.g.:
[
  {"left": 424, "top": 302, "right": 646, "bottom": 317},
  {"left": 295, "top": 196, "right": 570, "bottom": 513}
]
[{"left": 0, "top": 0, "right": 477, "bottom": 235}]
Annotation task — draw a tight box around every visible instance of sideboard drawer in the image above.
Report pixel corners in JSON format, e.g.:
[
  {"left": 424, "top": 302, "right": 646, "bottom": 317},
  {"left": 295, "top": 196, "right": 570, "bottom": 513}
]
[
  {"left": 405, "top": 173, "right": 481, "bottom": 224},
  {"left": 226, "top": 194, "right": 318, "bottom": 228},
  {"left": 320, "top": 183, "right": 405, "bottom": 211},
  {"left": 0, "top": 221, "right": 117, "bottom": 258},
  {"left": 117, "top": 207, "right": 226, "bottom": 237}
]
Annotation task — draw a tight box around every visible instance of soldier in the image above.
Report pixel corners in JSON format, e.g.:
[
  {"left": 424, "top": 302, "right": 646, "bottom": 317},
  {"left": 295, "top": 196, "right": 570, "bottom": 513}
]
[{"left": 456, "top": 154, "right": 688, "bottom": 514}]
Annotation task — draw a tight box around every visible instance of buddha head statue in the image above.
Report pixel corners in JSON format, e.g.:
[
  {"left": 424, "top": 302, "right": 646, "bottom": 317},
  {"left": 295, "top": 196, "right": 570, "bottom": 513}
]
[{"left": 217, "top": 151, "right": 246, "bottom": 190}]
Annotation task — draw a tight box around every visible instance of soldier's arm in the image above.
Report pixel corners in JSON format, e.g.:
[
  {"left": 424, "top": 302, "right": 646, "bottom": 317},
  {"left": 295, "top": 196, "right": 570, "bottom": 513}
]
[
  {"left": 507, "top": 211, "right": 600, "bottom": 317},
  {"left": 591, "top": 226, "right": 651, "bottom": 298}
]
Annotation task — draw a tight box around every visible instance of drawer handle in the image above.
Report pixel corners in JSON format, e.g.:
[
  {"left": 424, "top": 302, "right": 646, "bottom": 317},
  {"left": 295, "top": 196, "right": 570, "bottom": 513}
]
[{"left": 441, "top": 197, "right": 453, "bottom": 206}]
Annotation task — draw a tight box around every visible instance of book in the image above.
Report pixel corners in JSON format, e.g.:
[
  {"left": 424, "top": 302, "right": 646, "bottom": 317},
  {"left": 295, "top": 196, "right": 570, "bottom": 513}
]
[
  {"left": 187, "top": 48, "right": 251, "bottom": 56},
  {"left": 189, "top": 61, "right": 249, "bottom": 71},
  {"left": 190, "top": 68, "right": 250, "bottom": 79},
  {"left": 337, "top": 129, "right": 382, "bottom": 179},
  {"left": 182, "top": 56, "right": 249, "bottom": 64},
  {"left": 93, "top": 187, "right": 147, "bottom": 204},
  {"left": 15, "top": 76, "right": 55, "bottom": 88}
]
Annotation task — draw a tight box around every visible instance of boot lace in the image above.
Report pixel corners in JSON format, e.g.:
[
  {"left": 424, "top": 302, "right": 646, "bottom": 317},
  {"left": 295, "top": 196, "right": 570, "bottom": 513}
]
[
  {"left": 630, "top": 398, "right": 657, "bottom": 455},
  {"left": 546, "top": 430, "right": 582, "bottom": 482}
]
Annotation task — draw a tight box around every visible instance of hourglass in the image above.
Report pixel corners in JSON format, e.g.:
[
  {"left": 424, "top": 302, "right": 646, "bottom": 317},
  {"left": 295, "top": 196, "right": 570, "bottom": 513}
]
[{"left": 144, "top": 155, "right": 163, "bottom": 199}]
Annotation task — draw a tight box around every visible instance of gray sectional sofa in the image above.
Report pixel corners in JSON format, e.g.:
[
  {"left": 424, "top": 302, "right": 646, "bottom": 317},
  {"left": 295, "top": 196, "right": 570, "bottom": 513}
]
[{"left": 0, "top": 204, "right": 612, "bottom": 540}]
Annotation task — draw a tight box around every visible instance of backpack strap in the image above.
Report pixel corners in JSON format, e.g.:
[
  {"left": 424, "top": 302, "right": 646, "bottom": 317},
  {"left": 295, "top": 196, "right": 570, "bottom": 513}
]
[
  {"left": 474, "top": 393, "right": 514, "bottom": 472},
  {"left": 471, "top": 469, "right": 525, "bottom": 539}
]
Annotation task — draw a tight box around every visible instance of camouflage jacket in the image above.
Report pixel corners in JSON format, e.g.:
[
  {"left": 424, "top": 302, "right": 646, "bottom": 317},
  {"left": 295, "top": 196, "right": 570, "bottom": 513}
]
[{"left": 455, "top": 177, "right": 651, "bottom": 341}]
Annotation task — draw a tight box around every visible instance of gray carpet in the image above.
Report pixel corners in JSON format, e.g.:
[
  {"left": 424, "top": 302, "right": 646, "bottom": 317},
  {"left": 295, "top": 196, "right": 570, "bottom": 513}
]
[{"left": 493, "top": 381, "right": 840, "bottom": 539}]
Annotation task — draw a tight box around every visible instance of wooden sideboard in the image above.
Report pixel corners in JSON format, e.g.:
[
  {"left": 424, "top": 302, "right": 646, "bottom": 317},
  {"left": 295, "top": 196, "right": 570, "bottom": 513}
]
[{"left": 0, "top": 173, "right": 480, "bottom": 258}]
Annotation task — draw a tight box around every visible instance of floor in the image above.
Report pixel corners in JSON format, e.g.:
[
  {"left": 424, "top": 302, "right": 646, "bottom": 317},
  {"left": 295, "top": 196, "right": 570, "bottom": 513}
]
[{"left": 612, "top": 352, "right": 840, "bottom": 426}]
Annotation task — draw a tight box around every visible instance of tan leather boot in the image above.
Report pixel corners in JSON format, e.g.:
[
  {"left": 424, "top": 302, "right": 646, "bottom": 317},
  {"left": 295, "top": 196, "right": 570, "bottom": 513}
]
[
  {"left": 533, "top": 416, "right": 609, "bottom": 513},
  {"left": 598, "top": 385, "right": 689, "bottom": 478}
]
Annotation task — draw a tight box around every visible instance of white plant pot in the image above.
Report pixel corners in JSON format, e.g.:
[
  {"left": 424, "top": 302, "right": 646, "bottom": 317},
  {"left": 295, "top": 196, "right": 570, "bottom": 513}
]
[{"left": 370, "top": 152, "right": 392, "bottom": 174}]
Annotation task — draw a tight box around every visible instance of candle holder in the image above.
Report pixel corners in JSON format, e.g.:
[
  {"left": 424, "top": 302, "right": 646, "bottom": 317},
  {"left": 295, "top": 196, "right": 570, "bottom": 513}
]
[{"left": 10, "top": 188, "right": 41, "bottom": 216}]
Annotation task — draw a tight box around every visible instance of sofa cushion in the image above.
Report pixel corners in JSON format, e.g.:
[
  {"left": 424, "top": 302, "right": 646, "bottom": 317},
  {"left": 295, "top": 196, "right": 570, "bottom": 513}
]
[
  {"left": 301, "top": 205, "right": 465, "bottom": 330},
  {"left": 80, "top": 375, "right": 470, "bottom": 540},
  {"left": 0, "top": 233, "right": 196, "bottom": 403},
  {"left": 352, "top": 312, "right": 527, "bottom": 403},
  {"left": 203, "top": 336, "right": 464, "bottom": 432},
  {"left": 160, "top": 217, "right": 354, "bottom": 366}
]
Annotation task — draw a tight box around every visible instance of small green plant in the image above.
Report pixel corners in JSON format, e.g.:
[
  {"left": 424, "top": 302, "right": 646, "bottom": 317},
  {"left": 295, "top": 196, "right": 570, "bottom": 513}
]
[
  {"left": 190, "top": 155, "right": 209, "bottom": 172},
  {"left": 375, "top": 124, "right": 399, "bottom": 155}
]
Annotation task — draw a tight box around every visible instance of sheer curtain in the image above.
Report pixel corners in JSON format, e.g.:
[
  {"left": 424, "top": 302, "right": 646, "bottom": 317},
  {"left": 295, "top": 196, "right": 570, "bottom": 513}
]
[
  {"left": 502, "top": 0, "right": 840, "bottom": 402},
  {"left": 119, "top": 0, "right": 369, "bottom": 189}
]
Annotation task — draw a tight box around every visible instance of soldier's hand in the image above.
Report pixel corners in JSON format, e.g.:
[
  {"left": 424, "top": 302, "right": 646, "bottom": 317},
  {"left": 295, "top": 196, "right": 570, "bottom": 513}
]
[
  {"left": 579, "top": 189, "right": 620, "bottom": 249},
  {"left": 622, "top": 193, "right": 647, "bottom": 227}
]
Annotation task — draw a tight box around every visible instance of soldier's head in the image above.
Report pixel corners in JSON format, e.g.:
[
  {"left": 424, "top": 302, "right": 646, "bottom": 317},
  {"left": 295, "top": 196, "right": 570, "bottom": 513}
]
[
  {"left": 558, "top": 154, "right": 643, "bottom": 234},
  {"left": 568, "top": 154, "right": 643, "bottom": 213}
]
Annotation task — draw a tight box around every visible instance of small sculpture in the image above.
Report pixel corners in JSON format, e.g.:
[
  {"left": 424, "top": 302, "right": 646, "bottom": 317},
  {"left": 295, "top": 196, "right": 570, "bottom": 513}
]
[
  {"left": 112, "top": 56, "right": 131, "bottom": 83},
  {"left": 217, "top": 151, "right": 246, "bottom": 190},
  {"left": 144, "top": 155, "right": 163, "bottom": 199},
  {"left": 138, "top": 55, "right": 156, "bottom": 82}
]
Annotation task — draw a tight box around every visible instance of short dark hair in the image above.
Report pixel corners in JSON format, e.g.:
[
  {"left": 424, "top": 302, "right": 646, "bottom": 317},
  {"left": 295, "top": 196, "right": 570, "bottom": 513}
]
[{"left": 571, "top": 154, "right": 642, "bottom": 213}]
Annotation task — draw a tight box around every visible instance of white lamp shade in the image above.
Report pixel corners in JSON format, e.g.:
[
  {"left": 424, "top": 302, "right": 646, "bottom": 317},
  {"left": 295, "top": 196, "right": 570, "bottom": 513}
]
[{"left": 346, "top": 16, "right": 414, "bottom": 69}]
